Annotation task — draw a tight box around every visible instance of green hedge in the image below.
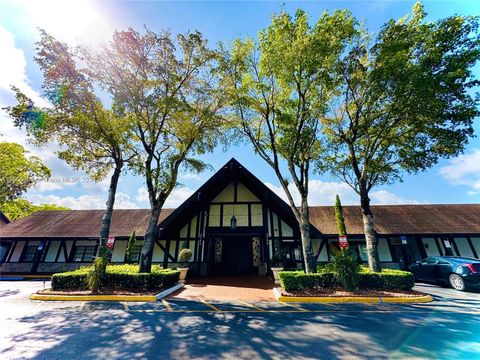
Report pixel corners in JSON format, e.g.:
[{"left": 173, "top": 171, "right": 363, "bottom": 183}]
[
  {"left": 51, "top": 264, "right": 180, "bottom": 292},
  {"left": 279, "top": 271, "right": 335, "bottom": 291},
  {"left": 279, "top": 268, "right": 414, "bottom": 292}
]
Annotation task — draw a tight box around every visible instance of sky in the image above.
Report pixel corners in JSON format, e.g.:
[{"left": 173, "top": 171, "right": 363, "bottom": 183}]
[{"left": 0, "top": 0, "right": 479, "bottom": 210}]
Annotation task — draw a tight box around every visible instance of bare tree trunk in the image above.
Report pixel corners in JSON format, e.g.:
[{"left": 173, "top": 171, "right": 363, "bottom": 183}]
[
  {"left": 139, "top": 205, "right": 161, "bottom": 273},
  {"left": 300, "top": 195, "right": 316, "bottom": 273},
  {"left": 96, "top": 163, "right": 122, "bottom": 258},
  {"left": 359, "top": 186, "right": 381, "bottom": 272}
]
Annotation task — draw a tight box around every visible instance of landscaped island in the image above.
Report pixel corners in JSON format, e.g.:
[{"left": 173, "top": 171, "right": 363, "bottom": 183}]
[
  {"left": 276, "top": 251, "right": 431, "bottom": 303},
  {"left": 39, "top": 265, "right": 179, "bottom": 296}
]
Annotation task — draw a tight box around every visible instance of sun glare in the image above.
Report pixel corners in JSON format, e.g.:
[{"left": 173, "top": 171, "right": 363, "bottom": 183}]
[{"left": 18, "top": 0, "right": 112, "bottom": 45}]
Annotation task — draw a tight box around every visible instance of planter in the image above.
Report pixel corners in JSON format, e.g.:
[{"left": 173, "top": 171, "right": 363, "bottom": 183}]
[
  {"left": 271, "top": 267, "right": 283, "bottom": 285},
  {"left": 178, "top": 268, "right": 189, "bottom": 283}
]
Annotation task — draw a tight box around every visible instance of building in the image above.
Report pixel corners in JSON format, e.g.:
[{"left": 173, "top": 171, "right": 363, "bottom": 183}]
[{"left": 1, "top": 158, "right": 480, "bottom": 275}]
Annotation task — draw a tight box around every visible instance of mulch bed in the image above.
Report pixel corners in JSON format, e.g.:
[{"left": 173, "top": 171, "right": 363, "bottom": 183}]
[
  {"left": 280, "top": 288, "right": 426, "bottom": 298},
  {"left": 37, "top": 288, "right": 161, "bottom": 296}
]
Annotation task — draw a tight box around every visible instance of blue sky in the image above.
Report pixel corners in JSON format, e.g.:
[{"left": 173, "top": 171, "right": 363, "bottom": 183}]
[{"left": 0, "top": 0, "right": 479, "bottom": 210}]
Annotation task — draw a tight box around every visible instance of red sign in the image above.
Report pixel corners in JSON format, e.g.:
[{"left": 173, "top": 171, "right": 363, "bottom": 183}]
[
  {"left": 339, "top": 235, "right": 348, "bottom": 248},
  {"left": 106, "top": 236, "right": 115, "bottom": 249}
]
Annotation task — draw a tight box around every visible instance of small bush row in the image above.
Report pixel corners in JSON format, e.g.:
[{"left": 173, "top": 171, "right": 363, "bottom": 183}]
[
  {"left": 279, "top": 268, "right": 414, "bottom": 292},
  {"left": 51, "top": 264, "right": 180, "bottom": 292}
]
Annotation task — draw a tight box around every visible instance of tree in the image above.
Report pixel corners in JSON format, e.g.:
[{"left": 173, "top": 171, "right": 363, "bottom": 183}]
[
  {"left": 79, "top": 28, "right": 225, "bottom": 272},
  {"left": 218, "top": 9, "right": 357, "bottom": 273},
  {"left": 0, "top": 142, "right": 50, "bottom": 204},
  {"left": 323, "top": 3, "right": 480, "bottom": 272},
  {"left": 6, "top": 30, "right": 135, "bottom": 264},
  {"left": 334, "top": 194, "right": 347, "bottom": 237},
  {"left": 0, "top": 198, "right": 69, "bottom": 221},
  {"left": 125, "top": 230, "right": 136, "bottom": 263}
]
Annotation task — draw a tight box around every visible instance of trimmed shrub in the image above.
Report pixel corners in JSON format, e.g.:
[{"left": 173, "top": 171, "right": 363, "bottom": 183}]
[
  {"left": 358, "top": 267, "right": 414, "bottom": 290},
  {"left": 279, "top": 271, "right": 335, "bottom": 291},
  {"left": 178, "top": 248, "right": 192, "bottom": 267},
  {"left": 51, "top": 268, "right": 90, "bottom": 291},
  {"left": 279, "top": 267, "right": 414, "bottom": 292},
  {"left": 51, "top": 264, "right": 180, "bottom": 292}
]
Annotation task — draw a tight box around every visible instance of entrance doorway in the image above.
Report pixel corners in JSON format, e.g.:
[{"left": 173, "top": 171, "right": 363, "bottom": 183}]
[{"left": 222, "top": 237, "right": 253, "bottom": 274}]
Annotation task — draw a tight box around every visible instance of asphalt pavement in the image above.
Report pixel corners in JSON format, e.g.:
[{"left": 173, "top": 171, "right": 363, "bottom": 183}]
[{"left": 1, "top": 280, "right": 479, "bottom": 359}]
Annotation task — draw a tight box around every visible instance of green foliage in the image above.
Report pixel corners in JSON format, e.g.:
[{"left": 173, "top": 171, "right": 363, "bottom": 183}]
[
  {"left": 87, "top": 257, "right": 107, "bottom": 293},
  {"left": 0, "top": 198, "right": 68, "bottom": 221},
  {"left": 279, "top": 268, "right": 414, "bottom": 292},
  {"left": 51, "top": 268, "right": 90, "bottom": 291},
  {"left": 218, "top": 9, "right": 358, "bottom": 273},
  {"left": 0, "top": 142, "right": 51, "bottom": 204},
  {"left": 322, "top": 3, "right": 480, "bottom": 273},
  {"left": 178, "top": 248, "right": 193, "bottom": 267},
  {"left": 279, "top": 271, "right": 336, "bottom": 291},
  {"left": 331, "top": 249, "right": 359, "bottom": 291},
  {"left": 334, "top": 194, "right": 347, "bottom": 236},
  {"left": 125, "top": 231, "right": 137, "bottom": 263},
  {"left": 357, "top": 267, "right": 415, "bottom": 290},
  {"left": 51, "top": 265, "right": 179, "bottom": 292}
]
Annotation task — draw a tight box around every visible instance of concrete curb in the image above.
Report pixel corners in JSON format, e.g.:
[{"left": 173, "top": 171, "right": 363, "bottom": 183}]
[
  {"left": 30, "top": 283, "right": 185, "bottom": 302},
  {"left": 273, "top": 287, "right": 433, "bottom": 304},
  {"left": 30, "top": 294, "right": 156, "bottom": 302},
  {"left": 155, "top": 283, "right": 184, "bottom": 300}
]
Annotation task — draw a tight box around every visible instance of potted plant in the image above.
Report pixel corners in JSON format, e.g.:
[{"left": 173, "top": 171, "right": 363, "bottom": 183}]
[
  {"left": 178, "top": 248, "right": 192, "bottom": 283},
  {"left": 270, "top": 252, "right": 284, "bottom": 285}
]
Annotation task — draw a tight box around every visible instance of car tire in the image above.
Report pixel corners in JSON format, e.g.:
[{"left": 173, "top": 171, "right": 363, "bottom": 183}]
[{"left": 448, "top": 274, "right": 466, "bottom": 291}]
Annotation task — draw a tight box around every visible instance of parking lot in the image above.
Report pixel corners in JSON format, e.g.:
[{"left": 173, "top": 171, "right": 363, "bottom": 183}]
[{"left": 1, "top": 280, "right": 480, "bottom": 359}]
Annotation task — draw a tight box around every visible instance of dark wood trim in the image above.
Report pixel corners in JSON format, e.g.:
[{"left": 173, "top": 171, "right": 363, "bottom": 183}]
[
  {"left": 67, "top": 240, "right": 77, "bottom": 262},
  {"left": 55, "top": 240, "right": 63, "bottom": 262},
  {"left": 248, "top": 203, "right": 252, "bottom": 227},
  {"left": 40, "top": 239, "right": 51, "bottom": 262},
  {"left": 6, "top": 241, "right": 17, "bottom": 262},
  {"left": 210, "top": 201, "right": 262, "bottom": 205},
  {"left": 234, "top": 179, "right": 238, "bottom": 202},
  {"left": 277, "top": 215, "right": 283, "bottom": 241},
  {"left": 156, "top": 239, "right": 175, "bottom": 262},
  {"left": 467, "top": 235, "right": 479, "bottom": 258},
  {"left": 315, "top": 239, "right": 326, "bottom": 261},
  {"left": 449, "top": 236, "right": 460, "bottom": 257},
  {"left": 219, "top": 204, "right": 224, "bottom": 227},
  {"left": 386, "top": 237, "right": 396, "bottom": 262},
  {"left": 434, "top": 237, "right": 444, "bottom": 256},
  {"left": 163, "top": 239, "right": 171, "bottom": 267},
  {"left": 19, "top": 240, "right": 30, "bottom": 262},
  {"left": 174, "top": 240, "right": 180, "bottom": 261}
]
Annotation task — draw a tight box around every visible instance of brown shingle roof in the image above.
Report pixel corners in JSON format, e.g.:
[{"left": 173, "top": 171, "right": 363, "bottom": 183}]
[
  {"left": 0, "top": 204, "right": 479, "bottom": 239},
  {"left": 309, "top": 204, "right": 480, "bottom": 235},
  {"left": 0, "top": 209, "right": 174, "bottom": 239}
]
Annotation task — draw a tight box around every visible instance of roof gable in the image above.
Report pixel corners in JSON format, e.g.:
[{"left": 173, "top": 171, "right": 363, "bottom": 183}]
[{"left": 159, "top": 158, "right": 298, "bottom": 235}]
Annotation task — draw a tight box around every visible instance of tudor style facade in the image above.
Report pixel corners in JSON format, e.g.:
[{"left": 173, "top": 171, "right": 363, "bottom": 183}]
[{"left": 1, "top": 158, "right": 480, "bottom": 275}]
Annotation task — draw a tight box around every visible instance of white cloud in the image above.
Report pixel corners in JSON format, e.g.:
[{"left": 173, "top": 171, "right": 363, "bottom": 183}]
[
  {"left": 438, "top": 149, "right": 480, "bottom": 195},
  {"left": 179, "top": 173, "right": 202, "bottom": 181},
  {"left": 27, "top": 191, "right": 139, "bottom": 210},
  {"left": 369, "top": 190, "right": 423, "bottom": 205},
  {"left": 266, "top": 180, "right": 421, "bottom": 206},
  {"left": 164, "top": 187, "right": 195, "bottom": 208},
  {"left": 0, "top": 26, "right": 48, "bottom": 107},
  {"left": 136, "top": 186, "right": 195, "bottom": 209}
]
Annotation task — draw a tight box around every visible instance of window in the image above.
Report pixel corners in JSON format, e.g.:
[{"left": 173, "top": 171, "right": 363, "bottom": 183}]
[
  {"left": 127, "top": 245, "right": 142, "bottom": 263},
  {"left": 21, "top": 245, "right": 37, "bottom": 262},
  {"left": 72, "top": 246, "right": 96, "bottom": 262}
]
